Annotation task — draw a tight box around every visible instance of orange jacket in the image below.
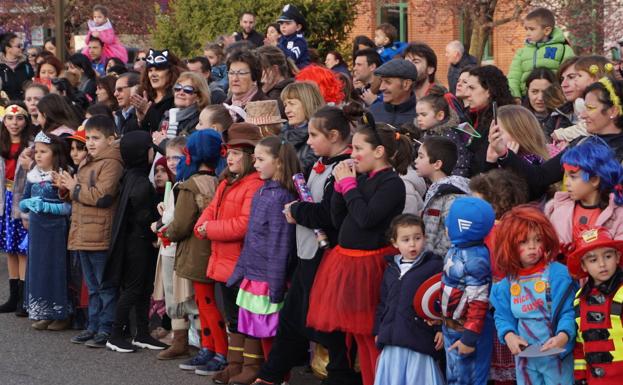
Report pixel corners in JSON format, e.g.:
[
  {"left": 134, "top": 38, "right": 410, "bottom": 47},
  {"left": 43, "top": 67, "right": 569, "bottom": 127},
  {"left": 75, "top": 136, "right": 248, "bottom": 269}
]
[{"left": 194, "top": 172, "right": 263, "bottom": 283}]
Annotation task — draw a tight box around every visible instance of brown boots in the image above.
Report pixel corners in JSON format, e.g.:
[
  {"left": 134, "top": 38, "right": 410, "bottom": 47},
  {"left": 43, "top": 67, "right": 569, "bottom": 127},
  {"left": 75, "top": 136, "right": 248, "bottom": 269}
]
[
  {"left": 212, "top": 332, "right": 245, "bottom": 384},
  {"left": 228, "top": 337, "right": 265, "bottom": 385},
  {"left": 157, "top": 329, "right": 190, "bottom": 360}
]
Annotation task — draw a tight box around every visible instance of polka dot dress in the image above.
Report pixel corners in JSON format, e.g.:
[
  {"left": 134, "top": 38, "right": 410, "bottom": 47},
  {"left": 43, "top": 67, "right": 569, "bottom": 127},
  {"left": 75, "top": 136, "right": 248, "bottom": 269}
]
[{"left": 0, "top": 189, "right": 28, "bottom": 255}]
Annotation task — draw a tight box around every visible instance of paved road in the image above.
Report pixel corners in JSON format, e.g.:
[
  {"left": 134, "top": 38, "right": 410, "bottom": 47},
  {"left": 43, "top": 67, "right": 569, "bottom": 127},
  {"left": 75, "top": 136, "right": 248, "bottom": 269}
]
[{"left": 0, "top": 255, "right": 319, "bottom": 385}]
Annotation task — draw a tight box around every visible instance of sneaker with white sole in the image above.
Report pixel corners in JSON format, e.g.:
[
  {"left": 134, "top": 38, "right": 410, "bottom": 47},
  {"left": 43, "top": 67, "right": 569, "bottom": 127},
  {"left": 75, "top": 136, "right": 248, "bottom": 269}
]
[
  {"left": 132, "top": 334, "right": 169, "bottom": 350},
  {"left": 179, "top": 348, "right": 214, "bottom": 370},
  {"left": 106, "top": 337, "right": 137, "bottom": 353},
  {"left": 195, "top": 354, "right": 227, "bottom": 376}
]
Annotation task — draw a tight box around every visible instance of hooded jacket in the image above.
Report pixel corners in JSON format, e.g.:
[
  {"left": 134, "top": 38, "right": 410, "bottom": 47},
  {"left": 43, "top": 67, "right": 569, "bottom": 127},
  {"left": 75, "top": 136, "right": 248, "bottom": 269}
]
[
  {"left": 420, "top": 108, "right": 472, "bottom": 177},
  {"left": 441, "top": 197, "right": 495, "bottom": 347},
  {"left": 103, "top": 131, "right": 158, "bottom": 288},
  {"left": 0, "top": 53, "right": 33, "bottom": 100},
  {"left": 545, "top": 192, "right": 623, "bottom": 245},
  {"left": 374, "top": 252, "right": 443, "bottom": 357},
  {"left": 507, "top": 27, "right": 575, "bottom": 98},
  {"left": 67, "top": 142, "right": 124, "bottom": 251},
  {"left": 195, "top": 172, "right": 264, "bottom": 283},
  {"left": 422, "top": 175, "right": 471, "bottom": 257}
]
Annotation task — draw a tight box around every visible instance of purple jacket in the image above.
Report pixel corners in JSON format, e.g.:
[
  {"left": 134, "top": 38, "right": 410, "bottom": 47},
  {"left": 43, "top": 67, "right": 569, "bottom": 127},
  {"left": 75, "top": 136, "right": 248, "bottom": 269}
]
[{"left": 227, "top": 179, "right": 296, "bottom": 303}]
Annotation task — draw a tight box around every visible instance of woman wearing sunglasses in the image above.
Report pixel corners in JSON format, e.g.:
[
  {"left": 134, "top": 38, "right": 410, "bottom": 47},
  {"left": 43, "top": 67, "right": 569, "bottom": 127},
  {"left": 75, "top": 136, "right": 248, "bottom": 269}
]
[
  {"left": 153, "top": 71, "right": 211, "bottom": 152},
  {"left": 0, "top": 32, "right": 34, "bottom": 100},
  {"left": 488, "top": 76, "right": 623, "bottom": 201}
]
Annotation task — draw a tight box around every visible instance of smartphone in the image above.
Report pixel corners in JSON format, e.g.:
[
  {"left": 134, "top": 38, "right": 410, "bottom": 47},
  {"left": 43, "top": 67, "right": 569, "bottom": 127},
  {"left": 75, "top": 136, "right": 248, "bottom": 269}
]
[{"left": 492, "top": 101, "right": 498, "bottom": 125}]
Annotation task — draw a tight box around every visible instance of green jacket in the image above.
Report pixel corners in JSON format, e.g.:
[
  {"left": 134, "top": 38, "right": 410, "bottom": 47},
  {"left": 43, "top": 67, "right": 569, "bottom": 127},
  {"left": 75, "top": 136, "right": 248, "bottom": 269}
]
[{"left": 507, "top": 27, "right": 575, "bottom": 98}]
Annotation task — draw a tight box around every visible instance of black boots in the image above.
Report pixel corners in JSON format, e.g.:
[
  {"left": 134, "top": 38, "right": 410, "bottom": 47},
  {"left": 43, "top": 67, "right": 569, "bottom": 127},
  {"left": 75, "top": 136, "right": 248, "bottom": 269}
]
[
  {"left": 15, "top": 280, "right": 27, "bottom": 317},
  {"left": 0, "top": 279, "right": 18, "bottom": 313}
]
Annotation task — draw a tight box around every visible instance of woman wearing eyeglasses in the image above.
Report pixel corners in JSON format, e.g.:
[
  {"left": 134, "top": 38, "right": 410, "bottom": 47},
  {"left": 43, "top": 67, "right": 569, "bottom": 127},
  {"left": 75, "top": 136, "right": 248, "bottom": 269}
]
[
  {"left": 152, "top": 71, "right": 211, "bottom": 152},
  {"left": 224, "top": 49, "right": 268, "bottom": 122},
  {"left": 0, "top": 33, "right": 34, "bottom": 100},
  {"left": 132, "top": 48, "right": 185, "bottom": 135}
]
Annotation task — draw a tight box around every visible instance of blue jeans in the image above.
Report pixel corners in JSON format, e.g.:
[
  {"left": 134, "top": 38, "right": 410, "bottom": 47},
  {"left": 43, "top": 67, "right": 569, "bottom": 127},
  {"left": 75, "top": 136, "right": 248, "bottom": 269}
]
[
  {"left": 75, "top": 250, "right": 117, "bottom": 334},
  {"left": 443, "top": 314, "right": 494, "bottom": 385}
]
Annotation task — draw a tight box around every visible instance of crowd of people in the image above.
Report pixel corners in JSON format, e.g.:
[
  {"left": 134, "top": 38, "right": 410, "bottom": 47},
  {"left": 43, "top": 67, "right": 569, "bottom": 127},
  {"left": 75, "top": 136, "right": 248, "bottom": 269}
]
[{"left": 2, "top": 3, "right": 623, "bottom": 385}]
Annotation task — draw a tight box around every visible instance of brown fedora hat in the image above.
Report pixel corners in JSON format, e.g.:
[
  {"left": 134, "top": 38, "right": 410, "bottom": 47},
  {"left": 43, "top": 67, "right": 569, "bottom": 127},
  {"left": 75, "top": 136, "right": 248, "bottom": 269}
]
[{"left": 224, "top": 123, "right": 263, "bottom": 147}]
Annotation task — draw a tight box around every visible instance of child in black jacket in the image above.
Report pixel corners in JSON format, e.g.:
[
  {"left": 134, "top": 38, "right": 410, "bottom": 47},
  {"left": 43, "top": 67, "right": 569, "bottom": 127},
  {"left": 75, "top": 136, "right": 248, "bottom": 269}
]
[{"left": 373, "top": 214, "right": 445, "bottom": 385}]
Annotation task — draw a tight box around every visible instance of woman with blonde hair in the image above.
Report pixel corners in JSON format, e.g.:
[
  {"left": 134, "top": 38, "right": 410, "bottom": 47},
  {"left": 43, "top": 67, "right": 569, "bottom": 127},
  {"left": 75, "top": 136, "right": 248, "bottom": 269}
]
[
  {"left": 495, "top": 104, "right": 550, "bottom": 165},
  {"left": 155, "top": 71, "right": 211, "bottom": 149},
  {"left": 280, "top": 81, "right": 326, "bottom": 174}
]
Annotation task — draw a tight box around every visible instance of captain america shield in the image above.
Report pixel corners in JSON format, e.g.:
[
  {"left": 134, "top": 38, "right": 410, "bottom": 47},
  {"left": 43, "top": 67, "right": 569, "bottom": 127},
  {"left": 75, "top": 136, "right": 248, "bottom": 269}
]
[{"left": 413, "top": 272, "right": 442, "bottom": 321}]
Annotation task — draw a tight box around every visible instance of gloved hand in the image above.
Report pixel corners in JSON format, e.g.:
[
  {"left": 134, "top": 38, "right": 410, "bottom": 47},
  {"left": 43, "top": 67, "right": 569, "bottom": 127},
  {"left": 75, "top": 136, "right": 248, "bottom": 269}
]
[
  {"left": 31, "top": 199, "right": 70, "bottom": 215},
  {"left": 19, "top": 197, "right": 41, "bottom": 213}
]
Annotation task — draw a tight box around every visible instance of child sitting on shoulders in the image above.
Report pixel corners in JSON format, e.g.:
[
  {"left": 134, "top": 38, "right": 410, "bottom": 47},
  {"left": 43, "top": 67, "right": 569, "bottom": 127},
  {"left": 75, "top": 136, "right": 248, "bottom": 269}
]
[{"left": 374, "top": 23, "right": 407, "bottom": 64}]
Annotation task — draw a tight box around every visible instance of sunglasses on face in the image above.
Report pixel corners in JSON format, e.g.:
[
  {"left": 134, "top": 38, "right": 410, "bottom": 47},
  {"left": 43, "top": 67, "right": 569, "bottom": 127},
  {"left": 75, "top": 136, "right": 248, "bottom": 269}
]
[
  {"left": 137, "top": 57, "right": 146, "bottom": 61},
  {"left": 173, "top": 83, "right": 196, "bottom": 95}
]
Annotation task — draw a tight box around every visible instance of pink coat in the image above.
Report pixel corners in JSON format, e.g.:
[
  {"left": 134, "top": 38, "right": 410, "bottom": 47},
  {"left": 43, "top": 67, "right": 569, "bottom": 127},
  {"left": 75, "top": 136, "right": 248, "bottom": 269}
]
[
  {"left": 545, "top": 191, "right": 623, "bottom": 246},
  {"left": 82, "top": 20, "right": 128, "bottom": 64}
]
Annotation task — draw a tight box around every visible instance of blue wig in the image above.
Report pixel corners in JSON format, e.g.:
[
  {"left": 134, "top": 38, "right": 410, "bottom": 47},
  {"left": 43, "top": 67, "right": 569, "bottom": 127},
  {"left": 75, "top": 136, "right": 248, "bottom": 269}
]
[
  {"left": 176, "top": 129, "right": 223, "bottom": 182},
  {"left": 561, "top": 137, "right": 623, "bottom": 205}
]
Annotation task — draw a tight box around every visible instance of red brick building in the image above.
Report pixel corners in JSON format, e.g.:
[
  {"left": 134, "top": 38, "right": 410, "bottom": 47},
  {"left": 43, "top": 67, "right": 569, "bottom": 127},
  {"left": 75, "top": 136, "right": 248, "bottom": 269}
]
[{"left": 349, "top": 0, "right": 526, "bottom": 87}]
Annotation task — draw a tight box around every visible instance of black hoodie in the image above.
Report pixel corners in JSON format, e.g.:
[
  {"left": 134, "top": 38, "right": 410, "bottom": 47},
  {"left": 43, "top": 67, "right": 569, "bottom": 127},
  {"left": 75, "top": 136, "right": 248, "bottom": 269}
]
[{"left": 103, "top": 131, "right": 158, "bottom": 288}]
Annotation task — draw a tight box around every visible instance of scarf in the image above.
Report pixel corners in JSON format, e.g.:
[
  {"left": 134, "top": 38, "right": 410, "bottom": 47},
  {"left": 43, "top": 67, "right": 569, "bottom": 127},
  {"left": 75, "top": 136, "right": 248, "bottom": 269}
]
[
  {"left": 166, "top": 104, "right": 198, "bottom": 138},
  {"left": 0, "top": 53, "right": 20, "bottom": 71},
  {"left": 231, "top": 84, "right": 258, "bottom": 108}
]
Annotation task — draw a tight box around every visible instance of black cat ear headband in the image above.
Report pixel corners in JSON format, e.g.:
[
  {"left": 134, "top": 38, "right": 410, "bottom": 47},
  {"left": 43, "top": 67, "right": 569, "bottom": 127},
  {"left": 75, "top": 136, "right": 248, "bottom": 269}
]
[{"left": 145, "top": 49, "right": 170, "bottom": 69}]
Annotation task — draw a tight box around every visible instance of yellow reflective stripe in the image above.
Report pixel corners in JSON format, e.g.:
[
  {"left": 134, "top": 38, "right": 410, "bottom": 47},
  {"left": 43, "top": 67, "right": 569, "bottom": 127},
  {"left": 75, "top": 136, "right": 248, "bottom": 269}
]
[
  {"left": 614, "top": 286, "right": 623, "bottom": 303},
  {"left": 243, "top": 353, "right": 264, "bottom": 359},
  {"left": 611, "top": 315, "right": 623, "bottom": 361},
  {"left": 574, "top": 358, "right": 587, "bottom": 371},
  {"left": 229, "top": 346, "right": 244, "bottom": 351}
]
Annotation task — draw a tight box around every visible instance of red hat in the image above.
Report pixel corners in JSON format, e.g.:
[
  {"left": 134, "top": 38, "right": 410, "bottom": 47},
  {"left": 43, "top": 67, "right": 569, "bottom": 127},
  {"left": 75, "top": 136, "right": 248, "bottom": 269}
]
[
  {"left": 67, "top": 126, "right": 86, "bottom": 144},
  {"left": 566, "top": 227, "right": 623, "bottom": 278}
]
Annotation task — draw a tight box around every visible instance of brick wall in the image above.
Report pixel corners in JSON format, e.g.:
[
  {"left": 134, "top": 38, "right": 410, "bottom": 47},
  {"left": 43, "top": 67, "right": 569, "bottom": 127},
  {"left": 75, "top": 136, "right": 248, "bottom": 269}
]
[{"left": 347, "top": 0, "right": 526, "bottom": 87}]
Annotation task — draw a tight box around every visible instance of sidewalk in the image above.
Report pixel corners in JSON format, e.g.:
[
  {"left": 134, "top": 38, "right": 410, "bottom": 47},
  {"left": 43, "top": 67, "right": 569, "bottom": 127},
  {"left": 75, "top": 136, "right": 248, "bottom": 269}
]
[{"left": 0, "top": 254, "right": 319, "bottom": 385}]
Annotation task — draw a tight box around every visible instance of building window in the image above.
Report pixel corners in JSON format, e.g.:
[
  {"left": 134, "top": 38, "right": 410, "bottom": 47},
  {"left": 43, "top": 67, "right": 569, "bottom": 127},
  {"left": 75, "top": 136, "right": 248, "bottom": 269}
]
[{"left": 377, "top": 2, "right": 408, "bottom": 42}]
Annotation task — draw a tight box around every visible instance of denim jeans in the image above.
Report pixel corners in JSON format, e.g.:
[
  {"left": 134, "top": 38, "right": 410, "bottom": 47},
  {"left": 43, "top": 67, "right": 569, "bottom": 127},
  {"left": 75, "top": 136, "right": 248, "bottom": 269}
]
[{"left": 75, "top": 250, "right": 117, "bottom": 334}]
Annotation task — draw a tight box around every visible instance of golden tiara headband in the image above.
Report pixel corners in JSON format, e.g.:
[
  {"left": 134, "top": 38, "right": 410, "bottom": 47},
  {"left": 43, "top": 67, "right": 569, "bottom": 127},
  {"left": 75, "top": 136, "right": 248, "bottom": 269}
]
[
  {"left": 4, "top": 104, "right": 28, "bottom": 117},
  {"left": 598, "top": 76, "right": 623, "bottom": 116}
]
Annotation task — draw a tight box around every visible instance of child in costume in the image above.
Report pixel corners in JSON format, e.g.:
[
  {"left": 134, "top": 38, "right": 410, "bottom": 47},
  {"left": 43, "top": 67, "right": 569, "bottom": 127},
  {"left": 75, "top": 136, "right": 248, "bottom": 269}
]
[
  {"left": 276, "top": 4, "right": 310, "bottom": 69},
  {"left": 82, "top": 4, "right": 128, "bottom": 64},
  {"left": 373, "top": 214, "right": 445, "bottom": 385},
  {"left": 568, "top": 227, "right": 623, "bottom": 385},
  {"left": 307, "top": 113, "right": 412, "bottom": 385},
  {"left": 0, "top": 103, "right": 31, "bottom": 315},
  {"left": 225, "top": 135, "right": 299, "bottom": 383},
  {"left": 255, "top": 106, "right": 361, "bottom": 385},
  {"left": 546, "top": 137, "right": 623, "bottom": 249},
  {"left": 441, "top": 196, "right": 495, "bottom": 385},
  {"left": 20, "top": 132, "right": 72, "bottom": 330},
  {"left": 490, "top": 206, "right": 576, "bottom": 385}
]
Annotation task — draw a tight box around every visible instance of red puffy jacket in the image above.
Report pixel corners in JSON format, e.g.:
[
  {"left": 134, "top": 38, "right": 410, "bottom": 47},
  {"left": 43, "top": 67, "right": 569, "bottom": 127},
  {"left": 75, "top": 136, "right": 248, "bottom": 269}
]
[{"left": 194, "top": 172, "right": 263, "bottom": 283}]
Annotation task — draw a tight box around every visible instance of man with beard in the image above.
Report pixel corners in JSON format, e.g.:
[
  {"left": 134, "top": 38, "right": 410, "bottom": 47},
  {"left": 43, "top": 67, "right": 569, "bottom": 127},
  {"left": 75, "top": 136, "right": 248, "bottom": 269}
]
[
  {"left": 234, "top": 12, "right": 264, "bottom": 48},
  {"left": 368, "top": 58, "right": 417, "bottom": 126},
  {"left": 404, "top": 42, "right": 468, "bottom": 122}
]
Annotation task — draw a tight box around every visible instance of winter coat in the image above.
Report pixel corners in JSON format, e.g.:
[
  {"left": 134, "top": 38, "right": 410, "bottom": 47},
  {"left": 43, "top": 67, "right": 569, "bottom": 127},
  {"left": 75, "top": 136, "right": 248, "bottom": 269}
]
[
  {"left": 165, "top": 172, "right": 218, "bottom": 283},
  {"left": 226, "top": 179, "right": 296, "bottom": 303},
  {"left": 545, "top": 192, "right": 623, "bottom": 245},
  {"left": 494, "top": 133, "right": 623, "bottom": 201},
  {"left": 234, "top": 29, "right": 264, "bottom": 48},
  {"left": 330, "top": 63, "right": 351, "bottom": 78},
  {"left": 81, "top": 19, "right": 128, "bottom": 63},
  {"left": 141, "top": 92, "right": 175, "bottom": 133},
  {"left": 400, "top": 166, "right": 426, "bottom": 216},
  {"left": 448, "top": 53, "right": 478, "bottom": 94},
  {"left": 67, "top": 143, "right": 124, "bottom": 251},
  {"left": 422, "top": 176, "right": 470, "bottom": 257},
  {"left": 378, "top": 42, "right": 408, "bottom": 64},
  {"left": 103, "top": 133, "right": 158, "bottom": 288},
  {"left": 490, "top": 262, "right": 577, "bottom": 356},
  {"left": 281, "top": 121, "right": 317, "bottom": 176},
  {"left": 194, "top": 172, "right": 264, "bottom": 283},
  {"left": 508, "top": 27, "right": 575, "bottom": 98},
  {"left": 420, "top": 109, "right": 472, "bottom": 177},
  {"left": 0, "top": 53, "right": 33, "bottom": 100},
  {"left": 374, "top": 252, "right": 443, "bottom": 357},
  {"left": 543, "top": 101, "right": 574, "bottom": 138},
  {"left": 159, "top": 104, "right": 200, "bottom": 138},
  {"left": 369, "top": 94, "right": 417, "bottom": 127}
]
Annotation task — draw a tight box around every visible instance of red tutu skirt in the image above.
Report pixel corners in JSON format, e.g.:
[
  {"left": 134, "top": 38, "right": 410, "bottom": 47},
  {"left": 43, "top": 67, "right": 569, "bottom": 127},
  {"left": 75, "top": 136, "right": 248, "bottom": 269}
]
[{"left": 306, "top": 245, "right": 396, "bottom": 335}]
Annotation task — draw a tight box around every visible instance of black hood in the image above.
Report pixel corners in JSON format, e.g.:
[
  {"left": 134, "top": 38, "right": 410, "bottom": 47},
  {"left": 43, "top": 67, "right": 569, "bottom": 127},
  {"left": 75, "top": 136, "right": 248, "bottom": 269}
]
[{"left": 120, "top": 131, "right": 153, "bottom": 171}]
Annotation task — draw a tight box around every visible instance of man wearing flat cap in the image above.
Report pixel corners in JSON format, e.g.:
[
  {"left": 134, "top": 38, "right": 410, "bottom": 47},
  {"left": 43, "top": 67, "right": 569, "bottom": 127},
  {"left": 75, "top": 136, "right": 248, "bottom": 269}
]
[{"left": 369, "top": 58, "right": 418, "bottom": 126}]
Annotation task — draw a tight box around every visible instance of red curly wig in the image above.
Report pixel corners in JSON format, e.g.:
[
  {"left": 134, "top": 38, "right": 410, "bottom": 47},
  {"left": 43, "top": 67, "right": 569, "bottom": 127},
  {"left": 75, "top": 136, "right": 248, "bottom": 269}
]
[
  {"left": 494, "top": 205, "right": 560, "bottom": 278},
  {"left": 295, "top": 65, "right": 345, "bottom": 104}
]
